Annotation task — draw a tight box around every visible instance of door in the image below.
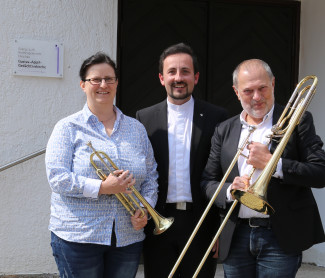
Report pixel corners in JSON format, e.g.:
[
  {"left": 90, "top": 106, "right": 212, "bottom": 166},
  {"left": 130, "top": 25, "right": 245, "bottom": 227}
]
[{"left": 117, "top": 0, "right": 300, "bottom": 117}]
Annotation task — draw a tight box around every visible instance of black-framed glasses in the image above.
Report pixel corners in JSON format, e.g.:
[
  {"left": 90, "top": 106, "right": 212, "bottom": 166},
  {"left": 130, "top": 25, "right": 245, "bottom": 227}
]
[{"left": 84, "top": 77, "right": 117, "bottom": 85}]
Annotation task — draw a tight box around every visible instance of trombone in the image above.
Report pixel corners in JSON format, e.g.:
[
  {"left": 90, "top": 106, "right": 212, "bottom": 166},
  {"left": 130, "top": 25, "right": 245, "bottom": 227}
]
[
  {"left": 168, "top": 75, "right": 318, "bottom": 277},
  {"left": 86, "top": 141, "right": 174, "bottom": 235}
]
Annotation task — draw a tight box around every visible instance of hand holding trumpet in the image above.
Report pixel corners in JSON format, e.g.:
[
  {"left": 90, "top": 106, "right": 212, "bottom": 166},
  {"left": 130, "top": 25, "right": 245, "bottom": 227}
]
[
  {"left": 131, "top": 209, "right": 148, "bottom": 231},
  {"left": 99, "top": 169, "right": 148, "bottom": 231},
  {"left": 99, "top": 169, "right": 136, "bottom": 195}
]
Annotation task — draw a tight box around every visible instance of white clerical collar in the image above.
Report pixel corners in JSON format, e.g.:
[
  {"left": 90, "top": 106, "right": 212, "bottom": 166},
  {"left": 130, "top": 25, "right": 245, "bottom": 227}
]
[{"left": 167, "top": 96, "right": 194, "bottom": 112}]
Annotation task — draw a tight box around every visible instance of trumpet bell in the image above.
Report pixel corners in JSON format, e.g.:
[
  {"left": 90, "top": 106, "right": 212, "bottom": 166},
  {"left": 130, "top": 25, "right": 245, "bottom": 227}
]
[
  {"left": 153, "top": 215, "right": 174, "bottom": 235},
  {"left": 231, "top": 189, "right": 275, "bottom": 215},
  {"left": 130, "top": 187, "right": 174, "bottom": 235}
]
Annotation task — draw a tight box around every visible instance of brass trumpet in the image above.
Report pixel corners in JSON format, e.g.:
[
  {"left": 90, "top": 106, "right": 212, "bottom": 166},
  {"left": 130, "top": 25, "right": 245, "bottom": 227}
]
[
  {"left": 168, "top": 75, "right": 318, "bottom": 277},
  {"left": 86, "top": 141, "right": 174, "bottom": 235}
]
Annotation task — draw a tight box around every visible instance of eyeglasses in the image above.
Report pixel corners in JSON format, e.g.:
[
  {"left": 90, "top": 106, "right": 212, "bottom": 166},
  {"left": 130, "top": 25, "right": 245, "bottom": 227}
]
[{"left": 84, "top": 77, "right": 117, "bottom": 85}]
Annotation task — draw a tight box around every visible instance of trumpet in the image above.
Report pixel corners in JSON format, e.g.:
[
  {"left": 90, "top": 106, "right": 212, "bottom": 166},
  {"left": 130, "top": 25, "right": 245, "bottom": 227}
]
[
  {"left": 86, "top": 141, "right": 174, "bottom": 235},
  {"left": 168, "top": 75, "right": 318, "bottom": 277}
]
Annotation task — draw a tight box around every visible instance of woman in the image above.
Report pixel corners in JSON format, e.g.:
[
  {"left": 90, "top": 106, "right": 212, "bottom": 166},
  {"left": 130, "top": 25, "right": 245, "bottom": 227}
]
[{"left": 46, "top": 52, "right": 158, "bottom": 278}]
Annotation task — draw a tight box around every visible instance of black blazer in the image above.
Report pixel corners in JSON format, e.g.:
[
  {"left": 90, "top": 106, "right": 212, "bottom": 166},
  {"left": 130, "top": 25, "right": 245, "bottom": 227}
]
[
  {"left": 201, "top": 104, "right": 325, "bottom": 261},
  {"left": 136, "top": 98, "right": 228, "bottom": 221}
]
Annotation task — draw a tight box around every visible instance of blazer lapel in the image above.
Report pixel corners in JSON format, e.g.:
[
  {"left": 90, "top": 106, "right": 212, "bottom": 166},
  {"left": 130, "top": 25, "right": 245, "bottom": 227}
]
[
  {"left": 270, "top": 104, "right": 283, "bottom": 152},
  {"left": 155, "top": 100, "right": 169, "bottom": 179},
  {"left": 190, "top": 99, "right": 204, "bottom": 174},
  {"left": 229, "top": 117, "right": 242, "bottom": 178}
]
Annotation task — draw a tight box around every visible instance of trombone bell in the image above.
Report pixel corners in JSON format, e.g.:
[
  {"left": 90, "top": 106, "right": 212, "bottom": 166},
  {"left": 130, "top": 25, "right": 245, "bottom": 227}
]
[{"left": 231, "top": 188, "right": 275, "bottom": 215}]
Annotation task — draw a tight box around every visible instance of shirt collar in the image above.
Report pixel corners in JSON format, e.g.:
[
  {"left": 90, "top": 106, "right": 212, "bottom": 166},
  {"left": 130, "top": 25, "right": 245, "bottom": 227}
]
[
  {"left": 82, "top": 103, "right": 123, "bottom": 124},
  {"left": 240, "top": 105, "right": 274, "bottom": 128},
  {"left": 113, "top": 105, "right": 122, "bottom": 124},
  {"left": 167, "top": 96, "right": 194, "bottom": 112}
]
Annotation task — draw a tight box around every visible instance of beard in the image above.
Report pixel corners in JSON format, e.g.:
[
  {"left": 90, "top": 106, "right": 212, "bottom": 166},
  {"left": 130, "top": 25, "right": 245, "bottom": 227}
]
[
  {"left": 241, "top": 100, "right": 270, "bottom": 120},
  {"left": 167, "top": 82, "right": 193, "bottom": 100}
]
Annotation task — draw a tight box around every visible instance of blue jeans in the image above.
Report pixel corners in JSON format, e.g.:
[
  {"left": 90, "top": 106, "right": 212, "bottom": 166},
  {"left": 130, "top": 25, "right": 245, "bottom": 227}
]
[
  {"left": 51, "top": 232, "right": 143, "bottom": 278},
  {"left": 223, "top": 223, "right": 302, "bottom": 278}
]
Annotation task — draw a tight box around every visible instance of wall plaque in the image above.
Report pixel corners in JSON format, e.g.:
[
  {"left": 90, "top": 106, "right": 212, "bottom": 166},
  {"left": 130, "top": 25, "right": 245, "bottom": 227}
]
[{"left": 14, "top": 39, "right": 63, "bottom": 78}]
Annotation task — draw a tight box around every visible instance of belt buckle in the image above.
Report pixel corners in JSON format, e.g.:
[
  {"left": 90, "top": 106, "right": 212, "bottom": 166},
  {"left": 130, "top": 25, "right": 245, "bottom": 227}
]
[
  {"left": 176, "top": 202, "right": 187, "bottom": 210},
  {"left": 249, "top": 218, "right": 259, "bottom": 228}
]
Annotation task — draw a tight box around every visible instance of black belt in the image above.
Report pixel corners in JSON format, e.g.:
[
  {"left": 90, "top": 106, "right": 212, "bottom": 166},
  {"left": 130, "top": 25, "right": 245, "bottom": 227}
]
[
  {"left": 239, "top": 217, "right": 271, "bottom": 228},
  {"left": 165, "top": 202, "right": 193, "bottom": 211}
]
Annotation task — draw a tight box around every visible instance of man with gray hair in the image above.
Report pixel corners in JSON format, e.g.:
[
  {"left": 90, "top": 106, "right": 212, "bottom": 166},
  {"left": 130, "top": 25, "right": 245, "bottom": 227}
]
[{"left": 201, "top": 59, "right": 325, "bottom": 277}]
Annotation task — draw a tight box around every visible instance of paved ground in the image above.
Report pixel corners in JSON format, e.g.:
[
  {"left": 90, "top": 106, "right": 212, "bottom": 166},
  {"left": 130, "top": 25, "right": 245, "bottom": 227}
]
[
  {"left": 295, "top": 264, "right": 325, "bottom": 278},
  {"left": 1, "top": 263, "right": 324, "bottom": 277},
  {"left": 135, "top": 263, "right": 325, "bottom": 278}
]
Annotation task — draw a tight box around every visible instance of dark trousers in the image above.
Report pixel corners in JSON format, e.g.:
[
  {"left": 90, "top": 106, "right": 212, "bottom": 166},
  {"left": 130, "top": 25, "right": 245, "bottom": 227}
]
[{"left": 143, "top": 206, "right": 217, "bottom": 278}]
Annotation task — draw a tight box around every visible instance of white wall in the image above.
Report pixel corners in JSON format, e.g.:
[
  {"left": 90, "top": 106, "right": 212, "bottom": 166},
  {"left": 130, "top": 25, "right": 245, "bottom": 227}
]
[
  {"left": 300, "top": 0, "right": 325, "bottom": 267},
  {"left": 0, "top": 0, "right": 118, "bottom": 274}
]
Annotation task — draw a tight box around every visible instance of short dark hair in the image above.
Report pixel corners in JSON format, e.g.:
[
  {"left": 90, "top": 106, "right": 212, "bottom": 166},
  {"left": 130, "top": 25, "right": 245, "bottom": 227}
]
[
  {"left": 79, "top": 52, "right": 118, "bottom": 81},
  {"left": 158, "top": 43, "right": 199, "bottom": 74}
]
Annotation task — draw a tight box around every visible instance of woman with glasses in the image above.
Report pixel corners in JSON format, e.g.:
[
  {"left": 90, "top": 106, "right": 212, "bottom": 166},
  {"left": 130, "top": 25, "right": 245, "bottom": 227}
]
[{"left": 46, "top": 52, "right": 158, "bottom": 278}]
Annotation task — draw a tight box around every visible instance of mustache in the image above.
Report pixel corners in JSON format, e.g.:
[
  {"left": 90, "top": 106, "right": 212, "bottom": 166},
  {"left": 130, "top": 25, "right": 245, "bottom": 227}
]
[
  {"left": 251, "top": 99, "right": 265, "bottom": 105},
  {"left": 172, "top": 82, "right": 187, "bottom": 86}
]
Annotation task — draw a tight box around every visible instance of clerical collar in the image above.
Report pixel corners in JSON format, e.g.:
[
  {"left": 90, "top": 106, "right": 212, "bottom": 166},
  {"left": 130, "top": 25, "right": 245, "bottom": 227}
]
[{"left": 167, "top": 96, "right": 194, "bottom": 111}]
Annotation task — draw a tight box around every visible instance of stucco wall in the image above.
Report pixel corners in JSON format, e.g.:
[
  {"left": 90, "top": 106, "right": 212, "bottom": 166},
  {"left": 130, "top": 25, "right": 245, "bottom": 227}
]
[
  {"left": 300, "top": 0, "right": 325, "bottom": 267},
  {"left": 0, "top": 0, "right": 117, "bottom": 274}
]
